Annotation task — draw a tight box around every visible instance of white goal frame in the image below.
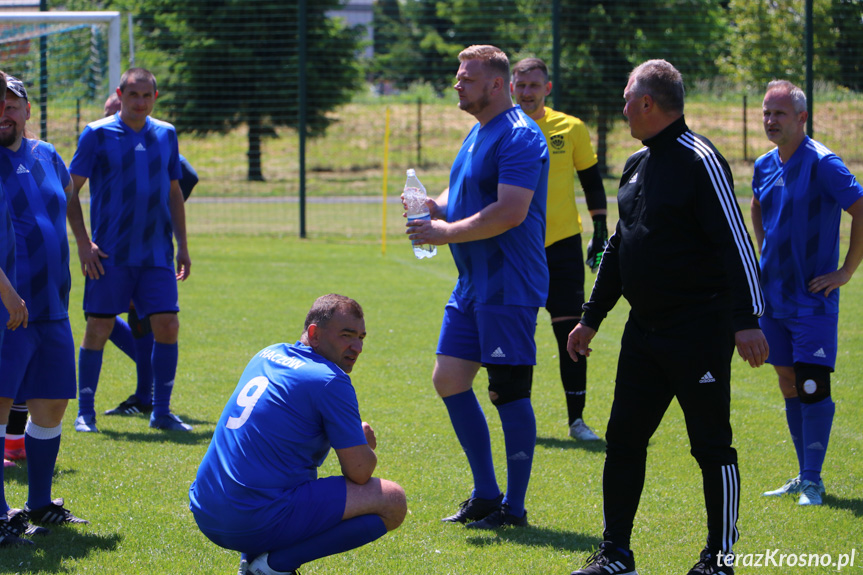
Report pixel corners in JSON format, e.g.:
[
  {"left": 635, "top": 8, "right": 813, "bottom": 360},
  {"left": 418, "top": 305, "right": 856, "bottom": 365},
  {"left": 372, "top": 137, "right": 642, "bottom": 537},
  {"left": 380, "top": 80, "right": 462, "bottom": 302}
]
[{"left": 1, "top": 11, "right": 121, "bottom": 90}]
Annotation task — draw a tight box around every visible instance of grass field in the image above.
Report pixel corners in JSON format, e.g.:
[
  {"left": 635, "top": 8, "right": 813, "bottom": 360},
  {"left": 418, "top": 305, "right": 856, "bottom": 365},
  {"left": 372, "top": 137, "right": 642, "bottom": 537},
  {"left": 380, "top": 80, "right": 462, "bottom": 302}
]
[{"left": 2, "top": 202, "right": 862, "bottom": 574}]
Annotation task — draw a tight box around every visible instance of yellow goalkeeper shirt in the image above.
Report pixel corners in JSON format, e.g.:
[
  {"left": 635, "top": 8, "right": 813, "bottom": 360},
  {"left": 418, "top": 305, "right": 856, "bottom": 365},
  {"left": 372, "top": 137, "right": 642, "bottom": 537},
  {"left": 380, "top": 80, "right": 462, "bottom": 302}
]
[{"left": 535, "top": 107, "right": 599, "bottom": 247}]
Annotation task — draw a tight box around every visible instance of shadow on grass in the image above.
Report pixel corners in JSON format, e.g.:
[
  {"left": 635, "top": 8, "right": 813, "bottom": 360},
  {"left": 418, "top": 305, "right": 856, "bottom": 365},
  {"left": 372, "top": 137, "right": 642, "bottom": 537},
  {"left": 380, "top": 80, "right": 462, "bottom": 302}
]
[
  {"left": 824, "top": 494, "right": 863, "bottom": 517},
  {"left": 100, "top": 427, "right": 212, "bottom": 446},
  {"left": 466, "top": 525, "right": 602, "bottom": 554},
  {"left": 535, "top": 435, "right": 607, "bottom": 454},
  {"left": 4, "top": 529, "right": 122, "bottom": 572}
]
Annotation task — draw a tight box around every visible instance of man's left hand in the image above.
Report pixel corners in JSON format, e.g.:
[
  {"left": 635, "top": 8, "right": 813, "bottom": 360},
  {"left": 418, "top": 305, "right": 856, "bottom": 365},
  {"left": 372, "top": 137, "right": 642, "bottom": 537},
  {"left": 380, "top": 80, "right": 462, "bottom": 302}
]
[
  {"left": 586, "top": 215, "right": 608, "bottom": 273},
  {"left": 735, "top": 328, "right": 769, "bottom": 368},
  {"left": 808, "top": 269, "right": 851, "bottom": 298}
]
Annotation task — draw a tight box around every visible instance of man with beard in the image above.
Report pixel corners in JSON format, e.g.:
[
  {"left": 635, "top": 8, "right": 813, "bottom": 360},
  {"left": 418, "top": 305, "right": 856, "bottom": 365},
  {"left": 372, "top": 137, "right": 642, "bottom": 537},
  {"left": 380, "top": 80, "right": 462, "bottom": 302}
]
[
  {"left": 405, "top": 45, "right": 549, "bottom": 529},
  {"left": 0, "top": 73, "right": 88, "bottom": 546}
]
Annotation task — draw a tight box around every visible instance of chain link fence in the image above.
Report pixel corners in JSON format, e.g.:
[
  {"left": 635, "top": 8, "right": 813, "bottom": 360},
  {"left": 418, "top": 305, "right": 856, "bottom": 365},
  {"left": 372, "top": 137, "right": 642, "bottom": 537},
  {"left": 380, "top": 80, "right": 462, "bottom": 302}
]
[{"left": 1, "top": 0, "right": 861, "bottom": 240}]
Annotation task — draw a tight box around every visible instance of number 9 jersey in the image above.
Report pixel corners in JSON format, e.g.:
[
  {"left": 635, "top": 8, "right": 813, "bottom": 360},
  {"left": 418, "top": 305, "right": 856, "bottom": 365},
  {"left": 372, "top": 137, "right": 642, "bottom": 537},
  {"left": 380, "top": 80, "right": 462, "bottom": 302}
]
[{"left": 189, "top": 341, "right": 367, "bottom": 533}]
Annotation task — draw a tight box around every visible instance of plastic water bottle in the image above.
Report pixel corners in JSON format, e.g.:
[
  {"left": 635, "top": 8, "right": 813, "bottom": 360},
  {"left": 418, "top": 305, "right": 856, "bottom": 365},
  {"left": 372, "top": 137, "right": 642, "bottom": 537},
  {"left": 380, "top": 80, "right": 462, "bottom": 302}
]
[{"left": 404, "top": 169, "right": 437, "bottom": 259}]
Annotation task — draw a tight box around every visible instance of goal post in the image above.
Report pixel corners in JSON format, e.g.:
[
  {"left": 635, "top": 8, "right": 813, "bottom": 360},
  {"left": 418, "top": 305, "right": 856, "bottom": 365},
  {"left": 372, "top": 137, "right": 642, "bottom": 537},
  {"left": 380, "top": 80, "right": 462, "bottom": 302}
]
[{"left": 1, "top": 11, "right": 121, "bottom": 90}]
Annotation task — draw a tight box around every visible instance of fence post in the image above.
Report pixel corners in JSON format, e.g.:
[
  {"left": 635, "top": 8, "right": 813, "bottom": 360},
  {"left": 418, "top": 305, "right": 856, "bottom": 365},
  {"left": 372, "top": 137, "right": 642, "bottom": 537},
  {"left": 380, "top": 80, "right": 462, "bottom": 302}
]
[{"left": 298, "top": 0, "right": 307, "bottom": 239}]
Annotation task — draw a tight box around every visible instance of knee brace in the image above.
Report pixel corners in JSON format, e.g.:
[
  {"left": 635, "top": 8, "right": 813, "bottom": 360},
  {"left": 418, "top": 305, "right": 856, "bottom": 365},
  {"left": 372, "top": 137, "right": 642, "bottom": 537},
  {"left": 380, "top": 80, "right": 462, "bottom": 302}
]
[
  {"left": 128, "top": 307, "right": 153, "bottom": 338},
  {"left": 794, "top": 362, "right": 831, "bottom": 404},
  {"left": 486, "top": 365, "right": 533, "bottom": 406}
]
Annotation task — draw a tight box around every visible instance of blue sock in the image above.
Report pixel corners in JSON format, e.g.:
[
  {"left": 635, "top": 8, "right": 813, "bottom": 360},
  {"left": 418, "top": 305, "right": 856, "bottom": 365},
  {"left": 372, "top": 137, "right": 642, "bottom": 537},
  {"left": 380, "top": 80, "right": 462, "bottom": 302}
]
[
  {"left": 800, "top": 397, "right": 835, "bottom": 484},
  {"left": 267, "top": 515, "right": 387, "bottom": 572},
  {"left": 496, "top": 398, "right": 536, "bottom": 517},
  {"left": 151, "top": 342, "right": 178, "bottom": 418},
  {"left": 134, "top": 333, "right": 155, "bottom": 405},
  {"left": 78, "top": 348, "right": 103, "bottom": 417},
  {"left": 109, "top": 317, "right": 136, "bottom": 361},
  {"left": 24, "top": 421, "right": 62, "bottom": 510},
  {"left": 0, "top": 425, "right": 8, "bottom": 515},
  {"left": 441, "top": 390, "right": 499, "bottom": 500},
  {"left": 784, "top": 397, "right": 804, "bottom": 473}
]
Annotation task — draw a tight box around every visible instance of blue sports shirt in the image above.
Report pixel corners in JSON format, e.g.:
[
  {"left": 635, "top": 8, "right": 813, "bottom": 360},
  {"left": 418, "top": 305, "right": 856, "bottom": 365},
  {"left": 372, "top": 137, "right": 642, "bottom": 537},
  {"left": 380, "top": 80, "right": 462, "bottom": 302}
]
[
  {"left": 753, "top": 136, "right": 863, "bottom": 318},
  {"left": 69, "top": 113, "right": 182, "bottom": 268},
  {"left": 447, "top": 106, "right": 549, "bottom": 306},
  {"left": 0, "top": 180, "right": 14, "bottom": 330},
  {"left": 0, "top": 139, "right": 71, "bottom": 321},
  {"left": 189, "top": 342, "right": 367, "bottom": 533}
]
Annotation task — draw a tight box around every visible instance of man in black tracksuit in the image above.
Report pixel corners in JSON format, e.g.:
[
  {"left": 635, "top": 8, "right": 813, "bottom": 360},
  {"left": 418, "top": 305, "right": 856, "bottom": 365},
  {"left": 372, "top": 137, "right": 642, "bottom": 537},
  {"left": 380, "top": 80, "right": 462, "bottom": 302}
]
[{"left": 568, "top": 60, "right": 770, "bottom": 575}]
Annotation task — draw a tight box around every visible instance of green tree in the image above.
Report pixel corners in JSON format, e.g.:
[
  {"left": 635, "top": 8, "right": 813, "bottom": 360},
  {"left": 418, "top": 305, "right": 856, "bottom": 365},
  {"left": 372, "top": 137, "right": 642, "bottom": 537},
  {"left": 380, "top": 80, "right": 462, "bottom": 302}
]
[
  {"left": 832, "top": 0, "right": 863, "bottom": 90},
  {"left": 544, "top": 0, "right": 732, "bottom": 176},
  {"left": 65, "top": 0, "right": 363, "bottom": 181},
  {"left": 721, "top": 0, "right": 838, "bottom": 88}
]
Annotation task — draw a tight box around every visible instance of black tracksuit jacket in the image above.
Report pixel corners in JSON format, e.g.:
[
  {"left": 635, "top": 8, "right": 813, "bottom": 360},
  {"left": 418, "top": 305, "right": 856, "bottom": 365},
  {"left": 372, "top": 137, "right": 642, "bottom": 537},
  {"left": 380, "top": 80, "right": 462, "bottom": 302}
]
[{"left": 581, "top": 116, "right": 764, "bottom": 333}]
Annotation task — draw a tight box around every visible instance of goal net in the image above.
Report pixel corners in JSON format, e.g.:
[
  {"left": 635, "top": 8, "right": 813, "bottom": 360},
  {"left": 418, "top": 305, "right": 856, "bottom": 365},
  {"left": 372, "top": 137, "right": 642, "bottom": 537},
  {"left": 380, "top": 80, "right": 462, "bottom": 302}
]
[{"left": 0, "top": 11, "right": 121, "bottom": 155}]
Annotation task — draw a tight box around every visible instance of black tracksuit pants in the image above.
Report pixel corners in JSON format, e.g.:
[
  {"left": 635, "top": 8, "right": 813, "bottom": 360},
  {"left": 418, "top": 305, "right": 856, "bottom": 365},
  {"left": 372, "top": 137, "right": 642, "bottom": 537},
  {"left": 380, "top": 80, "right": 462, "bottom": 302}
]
[{"left": 602, "top": 311, "right": 740, "bottom": 554}]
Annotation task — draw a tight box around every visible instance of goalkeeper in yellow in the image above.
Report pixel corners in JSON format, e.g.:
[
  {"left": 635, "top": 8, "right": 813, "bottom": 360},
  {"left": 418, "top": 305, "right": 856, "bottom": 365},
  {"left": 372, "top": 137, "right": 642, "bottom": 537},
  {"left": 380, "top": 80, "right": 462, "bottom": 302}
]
[{"left": 512, "top": 57, "right": 608, "bottom": 440}]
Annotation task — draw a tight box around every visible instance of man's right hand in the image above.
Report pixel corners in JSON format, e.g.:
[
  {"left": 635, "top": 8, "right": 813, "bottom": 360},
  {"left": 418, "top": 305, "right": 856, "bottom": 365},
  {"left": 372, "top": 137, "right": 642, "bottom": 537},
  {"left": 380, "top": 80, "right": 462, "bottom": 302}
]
[
  {"left": 78, "top": 241, "right": 108, "bottom": 279},
  {"left": 0, "top": 284, "right": 27, "bottom": 330},
  {"left": 567, "top": 323, "right": 596, "bottom": 361}
]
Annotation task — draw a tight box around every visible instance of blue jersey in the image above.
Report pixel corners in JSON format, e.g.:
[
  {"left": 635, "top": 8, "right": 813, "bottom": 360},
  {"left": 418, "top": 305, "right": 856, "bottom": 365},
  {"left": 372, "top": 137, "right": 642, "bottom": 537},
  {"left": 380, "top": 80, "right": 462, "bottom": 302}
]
[
  {"left": 0, "top": 139, "right": 71, "bottom": 321},
  {"left": 0, "top": 180, "right": 14, "bottom": 330},
  {"left": 69, "top": 113, "right": 182, "bottom": 268},
  {"left": 753, "top": 136, "right": 863, "bottom": 318},
  {"left": 447, "top": 106, "right": 549, "bottom": 306},
  {"left": 189, "top": 342, "right": 367, "bottom": 530}
]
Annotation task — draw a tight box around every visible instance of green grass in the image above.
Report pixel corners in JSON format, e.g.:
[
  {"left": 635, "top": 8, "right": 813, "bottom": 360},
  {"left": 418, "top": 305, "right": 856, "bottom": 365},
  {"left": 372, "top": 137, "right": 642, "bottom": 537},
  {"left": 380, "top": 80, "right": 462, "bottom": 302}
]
[{"left": 3, "top": 204, "right": 862, "bottom": 574}]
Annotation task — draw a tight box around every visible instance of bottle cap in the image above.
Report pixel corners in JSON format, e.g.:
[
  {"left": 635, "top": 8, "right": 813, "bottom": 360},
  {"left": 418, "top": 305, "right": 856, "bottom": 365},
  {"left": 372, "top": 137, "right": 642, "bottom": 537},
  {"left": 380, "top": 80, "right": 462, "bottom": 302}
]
[{"left": 406, "top": 169, "right": 416, "bottom": 176}]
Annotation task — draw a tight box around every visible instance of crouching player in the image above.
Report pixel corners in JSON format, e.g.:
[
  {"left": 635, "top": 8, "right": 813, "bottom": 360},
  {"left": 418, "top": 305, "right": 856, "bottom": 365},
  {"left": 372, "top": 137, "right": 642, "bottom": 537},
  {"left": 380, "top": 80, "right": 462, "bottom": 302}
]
[{"left": 190, "top": 294, "right": 406, "bottom": 575}]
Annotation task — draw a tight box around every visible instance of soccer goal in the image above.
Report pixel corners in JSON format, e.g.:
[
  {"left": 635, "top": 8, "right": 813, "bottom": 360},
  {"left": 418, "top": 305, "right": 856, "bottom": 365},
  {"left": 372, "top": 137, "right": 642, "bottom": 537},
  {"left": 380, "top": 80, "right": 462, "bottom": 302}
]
[{"left": 0, "top": 11, "right": 121, "bottom": 150}]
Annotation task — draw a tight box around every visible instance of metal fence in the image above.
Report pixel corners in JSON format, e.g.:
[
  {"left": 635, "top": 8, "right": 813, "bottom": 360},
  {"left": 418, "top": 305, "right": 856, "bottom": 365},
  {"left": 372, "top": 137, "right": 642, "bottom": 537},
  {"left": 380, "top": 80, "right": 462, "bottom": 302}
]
[{"left": 1, "top": 0, "right": 861, "bottom": 240}]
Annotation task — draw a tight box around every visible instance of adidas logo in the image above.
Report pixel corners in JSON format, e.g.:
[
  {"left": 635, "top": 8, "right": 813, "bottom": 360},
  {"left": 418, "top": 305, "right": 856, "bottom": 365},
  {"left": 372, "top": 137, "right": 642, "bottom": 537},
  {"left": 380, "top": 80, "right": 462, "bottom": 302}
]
[
  {"left": 508, "top": 451, "right": 530, "bottom": 461},
  {"left": 80, "top": 387, "right": 94, "bottom": 395},
  {"left": 604, "top": 560, "right": 631, "bottom": 573},
  {"left": 467, "top": 143, "right": 474, "bottom": 153},
  {"left": 699, "top": 371, "right": 716, "bottom": 383},
  {"left": 135, "top": 143, "right": 146, "bottom": 152},
  {"left": 628, "top": 171, "right": 638, "bottom": 184},
  {"left": 776, "top": 176, "right": 785, "bottom": 187},
  {"left": 490, "top": 347, "right": 506, "bottom": 358},
  {"left": 813, "top": 348, "right": 827, "bottom": 358},
  {"left": 16, "top": 164, "right": 28, "bottom": 174}
]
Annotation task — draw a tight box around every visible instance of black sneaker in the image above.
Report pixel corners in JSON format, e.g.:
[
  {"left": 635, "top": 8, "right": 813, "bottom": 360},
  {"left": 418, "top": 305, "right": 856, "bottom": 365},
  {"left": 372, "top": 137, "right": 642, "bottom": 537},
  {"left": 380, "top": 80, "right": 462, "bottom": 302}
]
[
  {"left": 0, "top": 518, "right": 34, "bottom": 547},
  {"left": 7, "top": 509, "right": 49, "bottom": 537},
  {"left": 687, "top": 548, "right": 734, "bottom": 575},
  {"left": 465, "top": 503, "right": 528, "bottom": 529},
  {"left": 441, "top": 493, "right": 503, "bottom": 524},
  {"left": 571, "top": 541, "right": 638, "bottom": 575},
  {"left": 104, "top": 394, "right": 153, "bottom": 415},
  {"left": 25, "top": 498, "right": 89, "bottom": 525}
]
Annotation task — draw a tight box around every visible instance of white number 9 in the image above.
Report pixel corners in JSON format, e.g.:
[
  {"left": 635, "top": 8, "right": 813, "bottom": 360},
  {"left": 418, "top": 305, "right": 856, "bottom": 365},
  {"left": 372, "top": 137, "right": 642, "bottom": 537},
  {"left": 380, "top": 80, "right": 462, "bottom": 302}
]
[{"left": 226, "top": 376, "right": 270, "bottom": 429}]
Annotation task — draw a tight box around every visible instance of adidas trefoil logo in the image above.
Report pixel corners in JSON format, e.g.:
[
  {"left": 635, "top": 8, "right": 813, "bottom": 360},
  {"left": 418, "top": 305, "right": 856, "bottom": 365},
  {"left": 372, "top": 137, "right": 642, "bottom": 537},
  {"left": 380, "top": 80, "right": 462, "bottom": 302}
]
[
  {"left": 813, "top": 348, "right": 827, "bottom": 358},
  {"left": 699, "top": 371, "right": 716, "bottom": 383},
  {"left": 16, "top": 164, "right": 28, "bottom": 174},
  {"left": 628, "top": 171, "right": 638, "bottom": 184},
  {"left": 490, "top": 347, "right": 506, "bottom": 358},
  {"left": 135, "top": 143, "right": 146, "bottom": 152}
]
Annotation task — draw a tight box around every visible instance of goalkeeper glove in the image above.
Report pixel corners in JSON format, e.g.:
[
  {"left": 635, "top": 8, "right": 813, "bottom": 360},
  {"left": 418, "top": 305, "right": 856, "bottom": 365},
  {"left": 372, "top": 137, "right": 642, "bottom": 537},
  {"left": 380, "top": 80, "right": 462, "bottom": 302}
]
[{"left": 585, "top": 214, "right": 608, "bottom": 273}]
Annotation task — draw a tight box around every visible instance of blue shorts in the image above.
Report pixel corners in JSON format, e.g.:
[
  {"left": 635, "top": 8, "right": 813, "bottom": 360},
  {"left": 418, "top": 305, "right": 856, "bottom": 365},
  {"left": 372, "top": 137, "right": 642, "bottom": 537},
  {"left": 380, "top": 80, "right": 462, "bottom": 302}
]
[
  {"left": 436, "top": 292, "right": 538, "bottom": 366},
  {"left": 83, "top": 265, "right": 179, "bottom": 317},
  {"left": 759, "top": 314, "right": 838, "bottom": 369},
  {"left": 0, "top": 319, "right": 77, "bottom": 401},
  {"left": 193, "top": 475, "right": 346, "bottom": 557}
]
